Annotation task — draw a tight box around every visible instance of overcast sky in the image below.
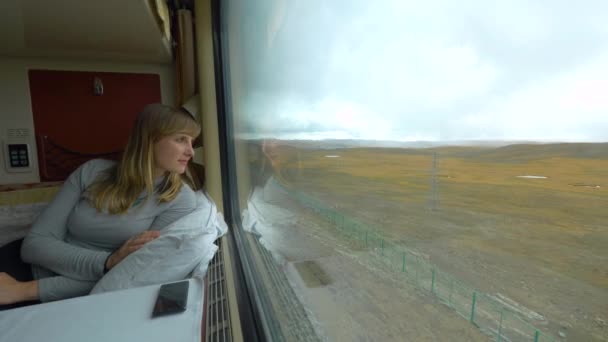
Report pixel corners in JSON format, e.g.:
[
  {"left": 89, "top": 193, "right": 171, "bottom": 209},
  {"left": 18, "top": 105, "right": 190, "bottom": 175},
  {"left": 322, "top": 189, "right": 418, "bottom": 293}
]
[{"left": 232, "top": 0, "right": 608, "bottom": 142}]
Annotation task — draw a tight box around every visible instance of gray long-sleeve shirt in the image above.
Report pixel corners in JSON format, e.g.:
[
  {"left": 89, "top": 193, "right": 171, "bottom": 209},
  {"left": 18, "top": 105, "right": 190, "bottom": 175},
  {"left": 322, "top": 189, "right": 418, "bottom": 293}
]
[{"left": 20, "top": 159, "right": 197, "bottom": 302}]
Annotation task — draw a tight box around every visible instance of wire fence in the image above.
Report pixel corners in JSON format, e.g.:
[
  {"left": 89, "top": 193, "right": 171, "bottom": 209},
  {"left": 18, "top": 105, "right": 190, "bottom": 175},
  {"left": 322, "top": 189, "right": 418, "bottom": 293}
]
[{"left": 277, "top": 179, "right": 557, "bottom": 342}]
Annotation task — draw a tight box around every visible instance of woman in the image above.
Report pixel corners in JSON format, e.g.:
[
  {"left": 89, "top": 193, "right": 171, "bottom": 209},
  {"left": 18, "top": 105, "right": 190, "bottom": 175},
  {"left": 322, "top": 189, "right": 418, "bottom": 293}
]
[
  {"left": 0, "top": 104, "right": 200, "bottom": 309},
  {"left": 242, "top": 139, "right": 295, "bottom": 268}
]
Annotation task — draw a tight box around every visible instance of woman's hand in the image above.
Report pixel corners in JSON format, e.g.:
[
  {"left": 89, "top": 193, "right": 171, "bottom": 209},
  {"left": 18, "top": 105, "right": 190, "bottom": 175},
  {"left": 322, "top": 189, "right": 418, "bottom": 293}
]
[
  {"left": 0, "top": 272, "right": 38, "bottom": 305},
  {"left": 105, "top": 230, "right": 161, "bottom": 271}
]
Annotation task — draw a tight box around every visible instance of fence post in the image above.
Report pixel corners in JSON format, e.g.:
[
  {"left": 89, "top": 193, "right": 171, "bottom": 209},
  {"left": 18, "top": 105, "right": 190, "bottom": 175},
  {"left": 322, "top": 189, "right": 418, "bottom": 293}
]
[
  {"left": 470, "top": 291, "right": 477, "bottom": 324},
  {"left": 496, "top": 309, "right": 504, "bottom": 342},
  {"left": 381, "top": 238, "right": 385, "bottom": 256},
  {"left": 534, "top": 330, "right": 539, "bottom": 342},
  {"left": 416, "top": 257, "right": 422, "bottom": 287},
  {"left": 431, "top": 269, "right": 436, "bottom": 293},
  {"left": 449, "top": 278, "right": 453, "bottom": 306},
  {"left": 402, "top": 252, "right": 407, "bottom": 273},
  {"left": 365, "top": 230, "right": 368, "bottom": 247}
]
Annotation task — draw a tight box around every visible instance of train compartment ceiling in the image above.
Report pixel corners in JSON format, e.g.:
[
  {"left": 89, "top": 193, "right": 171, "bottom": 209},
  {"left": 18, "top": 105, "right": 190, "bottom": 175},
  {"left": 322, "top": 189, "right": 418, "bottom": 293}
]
[{"left": 0, "top": 0, "right": 172, "bottom": 63}]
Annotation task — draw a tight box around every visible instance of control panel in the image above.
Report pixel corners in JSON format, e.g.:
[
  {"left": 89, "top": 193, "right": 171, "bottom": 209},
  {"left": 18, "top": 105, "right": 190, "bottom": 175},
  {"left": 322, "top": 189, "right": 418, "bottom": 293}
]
[
  {"left": 8, "top": 144, "right": 29, "bottom": 167},
  {"left": 4, "top": 142, "right": 32, "bottom": 173}
]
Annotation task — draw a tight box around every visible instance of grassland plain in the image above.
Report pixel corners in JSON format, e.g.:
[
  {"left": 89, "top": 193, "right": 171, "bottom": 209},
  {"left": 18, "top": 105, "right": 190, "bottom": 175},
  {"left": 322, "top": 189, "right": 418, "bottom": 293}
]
[
  {"left": 243, "top": 175, "right": 489, "bottom": 341},
  {"left": 265, "top": 142, "right": 608, "bottom": 341}
]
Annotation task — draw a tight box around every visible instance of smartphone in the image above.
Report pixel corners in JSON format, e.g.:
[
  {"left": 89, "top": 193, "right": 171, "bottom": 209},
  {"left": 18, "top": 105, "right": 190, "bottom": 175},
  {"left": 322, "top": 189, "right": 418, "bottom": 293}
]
[{"left": 151, "top": 280, "right": 190, "bottom": 318}]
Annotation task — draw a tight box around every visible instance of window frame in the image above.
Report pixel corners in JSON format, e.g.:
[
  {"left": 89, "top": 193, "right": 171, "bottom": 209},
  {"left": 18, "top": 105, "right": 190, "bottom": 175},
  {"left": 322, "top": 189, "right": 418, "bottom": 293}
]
[{"left": 210, "top": 0, "right": 277, "bottom": 341}]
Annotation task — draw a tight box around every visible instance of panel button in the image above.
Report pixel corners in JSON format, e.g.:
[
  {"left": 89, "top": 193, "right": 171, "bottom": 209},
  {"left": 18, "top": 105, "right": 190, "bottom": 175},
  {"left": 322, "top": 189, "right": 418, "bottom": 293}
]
[{"left": 7, "top": 144, "right": 29, "bottom": 168}]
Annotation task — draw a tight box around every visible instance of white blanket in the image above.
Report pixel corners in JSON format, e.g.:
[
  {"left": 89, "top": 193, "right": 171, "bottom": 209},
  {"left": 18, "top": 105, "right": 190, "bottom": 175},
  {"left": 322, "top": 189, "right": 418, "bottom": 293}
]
[{"left": 91, "top": 192, "right": 227, "bottom": 294}]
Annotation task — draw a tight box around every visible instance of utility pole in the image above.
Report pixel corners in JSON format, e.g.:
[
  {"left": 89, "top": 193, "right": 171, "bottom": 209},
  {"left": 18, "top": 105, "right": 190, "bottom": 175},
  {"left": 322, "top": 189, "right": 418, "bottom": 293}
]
[{"left": 428, "top": 152, "right": 439, "bottom": 211}]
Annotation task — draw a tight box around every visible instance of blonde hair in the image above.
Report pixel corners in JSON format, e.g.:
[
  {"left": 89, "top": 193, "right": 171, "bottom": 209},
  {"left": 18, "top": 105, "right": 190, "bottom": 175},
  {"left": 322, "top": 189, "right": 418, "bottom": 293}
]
[{"left": 87, "top": 104, "right": 201, "bottom": 214}]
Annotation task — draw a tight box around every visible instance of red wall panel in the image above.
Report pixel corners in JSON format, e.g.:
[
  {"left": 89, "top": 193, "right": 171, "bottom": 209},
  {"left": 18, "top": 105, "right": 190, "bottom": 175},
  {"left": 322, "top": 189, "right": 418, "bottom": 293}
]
[
  {"left": 29, "top": 69, "right": 161, "bottom": 154},
  {"left": 29, "top": 69, "right": 162, "bottom": 181}
]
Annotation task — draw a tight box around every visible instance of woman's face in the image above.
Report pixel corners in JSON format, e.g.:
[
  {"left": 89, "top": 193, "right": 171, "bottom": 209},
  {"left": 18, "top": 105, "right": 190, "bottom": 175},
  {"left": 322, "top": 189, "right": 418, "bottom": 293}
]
[
  {"left": 262, "top": 139, "right": 280, "bottom": 169},
  {"left": 153, "top": 132, "right": 195, "bottom": 177}
]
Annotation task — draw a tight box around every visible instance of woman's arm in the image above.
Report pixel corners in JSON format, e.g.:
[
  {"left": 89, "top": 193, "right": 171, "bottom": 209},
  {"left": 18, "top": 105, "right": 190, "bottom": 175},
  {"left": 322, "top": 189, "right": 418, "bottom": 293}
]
[
  {"left": 0, "top": 273, "right": 37, "bottom": 305},
  {"left": 21, "top": 160, "right": 112, "bottom": 281},
  {"left": 1, "top": 273, "right": 96, "bottom": 304},
  {"left": 37, "top": 275, "right": 97, "bottom": 302}
]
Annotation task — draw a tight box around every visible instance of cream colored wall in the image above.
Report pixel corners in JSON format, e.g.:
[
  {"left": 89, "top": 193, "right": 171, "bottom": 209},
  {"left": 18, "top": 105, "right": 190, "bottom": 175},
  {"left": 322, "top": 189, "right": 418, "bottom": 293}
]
[{"left": 0, "top": 56, "right": 175, "bottom": 185}]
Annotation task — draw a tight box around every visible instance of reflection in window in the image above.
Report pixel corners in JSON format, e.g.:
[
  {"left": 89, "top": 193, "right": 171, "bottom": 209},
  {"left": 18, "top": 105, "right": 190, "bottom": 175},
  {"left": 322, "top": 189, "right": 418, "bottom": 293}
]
[{"left": 220, "top": 1, "right": 608, "bottom": 341}]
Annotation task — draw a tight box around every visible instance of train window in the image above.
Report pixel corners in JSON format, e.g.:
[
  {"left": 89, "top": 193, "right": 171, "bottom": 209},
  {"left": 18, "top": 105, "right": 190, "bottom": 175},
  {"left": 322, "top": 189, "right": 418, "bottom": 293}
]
[{"left": 217, "top": 1, "right": 608, "bottom": 341}]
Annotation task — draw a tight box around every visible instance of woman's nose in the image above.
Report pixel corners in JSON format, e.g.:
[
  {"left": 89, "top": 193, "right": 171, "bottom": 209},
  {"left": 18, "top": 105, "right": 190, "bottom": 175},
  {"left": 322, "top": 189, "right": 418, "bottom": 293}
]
[{"left": 186, "top": 142, "right": 195, "bottom": 156}]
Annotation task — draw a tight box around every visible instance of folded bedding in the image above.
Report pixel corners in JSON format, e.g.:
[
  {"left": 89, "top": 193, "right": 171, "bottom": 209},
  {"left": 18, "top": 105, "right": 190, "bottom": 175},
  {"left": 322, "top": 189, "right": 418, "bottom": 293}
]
[{"left": 90, "top": 192, "right": 227, "bottom": 294}]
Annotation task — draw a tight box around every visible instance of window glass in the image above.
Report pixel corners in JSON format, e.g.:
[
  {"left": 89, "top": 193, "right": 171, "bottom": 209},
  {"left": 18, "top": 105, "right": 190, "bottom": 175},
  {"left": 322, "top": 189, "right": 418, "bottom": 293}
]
[{"left": 219, "top": 1, "right": 608, "bottom": 341}]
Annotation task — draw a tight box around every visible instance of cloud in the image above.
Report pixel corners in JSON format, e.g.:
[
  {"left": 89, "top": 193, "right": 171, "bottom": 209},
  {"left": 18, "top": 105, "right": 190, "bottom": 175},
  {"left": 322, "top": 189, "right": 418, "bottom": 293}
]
[
  {"left": 456, "top": 50, "right": 608, "bottom": 141},
  {"left": 235, "top": 0, "right": 608, "bottom": 142}
]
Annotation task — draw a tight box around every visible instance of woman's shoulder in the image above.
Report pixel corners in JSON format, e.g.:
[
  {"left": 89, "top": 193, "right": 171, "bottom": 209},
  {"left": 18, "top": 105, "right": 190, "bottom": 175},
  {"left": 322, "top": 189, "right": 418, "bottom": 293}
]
[
  {"left": 82, "top": 158, "right": 116, "bottom": 171},
  {"left": 174, "top": 182, "right": 197, "bottom": 204},
  {"left": 66, "top": 159, "right": 116, "bottom": 187},
  {"left": 79, "top": 159, "right": 116, "bottom": 179},
  {"left": 168, "top": 183, "right": 207, "bottom": 213},
  {"left": 148, "top": 183, "right": 199, "bottom": 229}
]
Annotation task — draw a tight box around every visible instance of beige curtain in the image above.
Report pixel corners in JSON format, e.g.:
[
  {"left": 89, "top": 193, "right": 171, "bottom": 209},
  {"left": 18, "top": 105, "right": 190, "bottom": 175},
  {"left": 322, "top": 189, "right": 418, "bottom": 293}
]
[
  {"left": 175, "top": 8, "right": 205, "bottom": 191},
  {"left": 175, "top": 9, "right": 196, "bottom": 106}
]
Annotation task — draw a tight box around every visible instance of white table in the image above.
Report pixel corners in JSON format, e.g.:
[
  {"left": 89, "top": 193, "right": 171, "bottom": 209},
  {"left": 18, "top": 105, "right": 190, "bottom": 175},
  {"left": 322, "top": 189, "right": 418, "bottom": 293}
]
[{"left": 0, "top": 278, "right": 204, "bottom": 342}]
